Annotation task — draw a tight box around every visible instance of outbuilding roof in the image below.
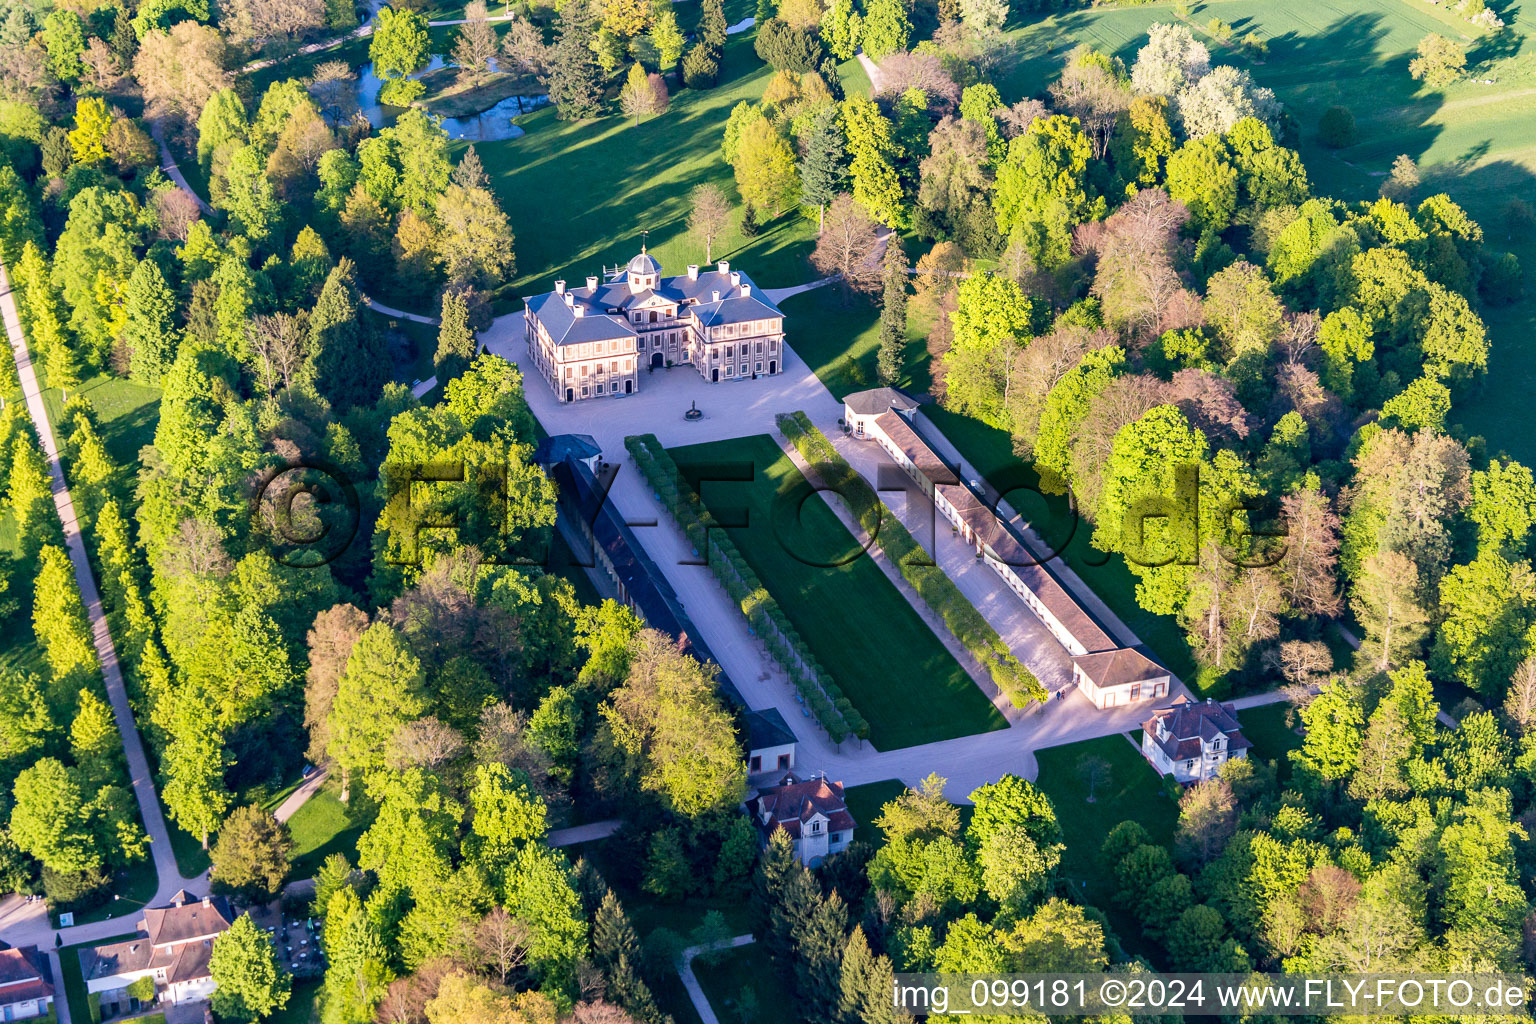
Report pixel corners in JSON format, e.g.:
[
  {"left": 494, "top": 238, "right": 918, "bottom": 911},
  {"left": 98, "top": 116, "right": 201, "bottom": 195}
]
[
  {"left": 0, "top": 944, "right": 51, "bottom": 1004},
  {"left": 844, "top": 386, "right": 920, "bottom": 417},
  {"left": 751, "top": 772, "right": 855, "bottom": 841},
  {"left": 1071, "top": 647, "right": 1167, "bottom": 688},
  {"left": 745, "top": 707, "right": 796, "bottom": 752},
  {"left": 1142, "top": 696, "right": 1252, "bottom": 762}
]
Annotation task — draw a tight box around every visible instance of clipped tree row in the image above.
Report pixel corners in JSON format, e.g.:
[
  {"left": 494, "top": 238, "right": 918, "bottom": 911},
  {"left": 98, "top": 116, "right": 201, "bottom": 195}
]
[
  {"left": 58, "top": 405, "right": 170, "bottom": 723},
  {"left": 624, "top": 433, "right": 868, "bottom": 744},
  {"left": 775, "top": 411, "right": 1046, "bottom": 708}
]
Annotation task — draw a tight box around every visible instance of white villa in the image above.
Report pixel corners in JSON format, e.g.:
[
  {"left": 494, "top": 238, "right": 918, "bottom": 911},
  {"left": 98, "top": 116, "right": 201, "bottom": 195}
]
[
  {"left": 523, "top": 251, "right": 787, "bottom": 402},
  {"left": 750, "top": 772, "right": 855, "bottom": 866},
  {"left": 79, "top": 891, "right": 234, "bottom": 1016},
  {"left": 844, "top": 388, "right": 1171, "bottom": 709},
  {"left": 1141, "top": 696, "right": 1251, "bottom": 783}
]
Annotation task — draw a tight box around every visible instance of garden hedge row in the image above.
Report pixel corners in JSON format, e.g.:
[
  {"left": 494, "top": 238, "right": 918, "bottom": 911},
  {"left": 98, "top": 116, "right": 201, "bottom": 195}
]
[
  {"left": 623, "top": 434, "right": 867, "bottom": 743},
  {"left": 775, "top": 411, "right": 1046, "bottom": 709}
]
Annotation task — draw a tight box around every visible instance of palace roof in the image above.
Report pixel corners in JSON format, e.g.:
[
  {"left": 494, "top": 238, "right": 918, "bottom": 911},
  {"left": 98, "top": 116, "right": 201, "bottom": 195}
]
[{"left": 525, "top": 260, "right": 785, "bottom": 346}]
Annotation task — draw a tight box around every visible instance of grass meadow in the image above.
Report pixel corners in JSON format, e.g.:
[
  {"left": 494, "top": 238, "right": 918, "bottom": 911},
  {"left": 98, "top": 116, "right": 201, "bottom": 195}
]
[{"left": 1033, "top": 733, "right": 1178, "bottom": 960}]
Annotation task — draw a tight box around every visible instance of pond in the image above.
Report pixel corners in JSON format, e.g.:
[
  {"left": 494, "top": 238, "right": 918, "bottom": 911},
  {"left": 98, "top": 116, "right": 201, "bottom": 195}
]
[{"left": 357, "top": 58, "right": 549, "bottom": 141}]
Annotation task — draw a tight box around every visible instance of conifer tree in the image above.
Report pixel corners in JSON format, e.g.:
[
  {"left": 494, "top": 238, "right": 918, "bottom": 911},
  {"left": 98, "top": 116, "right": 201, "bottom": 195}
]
[
  {"left": 32, "top": 544, "right": 98, "bottom": 688},
  {"left": 592, "top": 890, "right": 663, "bottom": 1021},
  {"left": 123, "top": 259, "right": 180, "bottom": 385},
  {"left": 16, "top": 242, "right": 67, "bottom": 361},
  {"left": 434, "top": 291, "right": 477, "bottom": 382},
  {"left": 549, "top": 0, "right": 607, "bottom": 120},
  {"left": 70, "top": 689, "right": 121, "bottom": 787},
  {"left": 840, "top": 928, "right": 909, "bottom": 1023},
  {"left": 798, "top": 105, "right": 846, "bottom": 234},
  {"left": 289, "top": 227, "right": 334, "bottom": 302},
  {"left": 307, "top": 259, "right": 388, "bottom": 411},
  {"left": 794, "top": 889, "right": 848, "bottom": 1012},
  {"left": 752, "top": 828, "right": 799, "bottom": 954},
  {"left": 68, "top": 418, "right": 116, "bottom": 520},
  {"left": 700, "top": 0, "right": 728, "bottom": 48},
  {"left": 8, "top": 435, "right": 51, "bottom": 537},
  {"left": 765, "top": 850, "right": 819, "bottom": 971},
  {"left": 44, "top": 334, "right": 82, "bottom": 398},
  {"left": 877, "top": 239, "right": 907, "bottom": 384}
]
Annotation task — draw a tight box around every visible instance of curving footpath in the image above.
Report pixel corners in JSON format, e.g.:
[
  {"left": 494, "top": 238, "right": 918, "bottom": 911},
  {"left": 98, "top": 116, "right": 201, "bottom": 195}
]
[{"left": 678, "top": 934, "right": 756, "bottom": 1024}]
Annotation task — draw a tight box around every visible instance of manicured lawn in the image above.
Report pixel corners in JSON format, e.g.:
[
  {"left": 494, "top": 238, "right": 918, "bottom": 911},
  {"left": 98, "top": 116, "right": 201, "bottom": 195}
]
[
  {"left": 667, "top": 433, "right": 1008, "bottom": 749},
  {"left": 51, "top": 860, "right": 158, "bottom": 927},
  {"left": 168, "top": 823, "right": 213, "bottom": 879},
  {"left": 779, "top": 286, "right": 890, "bottom": 401},
  {"left": 467, "top": 0, "right": 871, "bottom": 306},
  {"left": 1238, "top": 703, "right": 1303, "bottom": 786},
  {"left": 1034, "top": 734, "right": 1176, "bottom": 959},
  {"left": 269, "top": 978, "right": 323, "bottom": 1024},
  {"left": 841, "top": 779, "right": 909, "bottom": 849},
  {"left": 286, "top": 786, "right": 375, "bottom": 880},
  {"left": 40, "top": 374, "right": 162, "bottom": 471},
  {"left": 693, "top": 942, "right": 791, "bottom": 1024},
  {"left": 59, "top": 932, "right": 137, "bottom": 1024}
]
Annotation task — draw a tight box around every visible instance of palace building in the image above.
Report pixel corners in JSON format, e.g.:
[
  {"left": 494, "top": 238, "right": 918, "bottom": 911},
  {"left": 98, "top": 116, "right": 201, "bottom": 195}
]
[{"left": 523, "top": 250, "right": 788, "bottom": 403}]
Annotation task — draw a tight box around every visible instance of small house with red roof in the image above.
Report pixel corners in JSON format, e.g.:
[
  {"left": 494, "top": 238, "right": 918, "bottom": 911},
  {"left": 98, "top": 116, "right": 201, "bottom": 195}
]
[
  {"left": 0, "top": 943, "right": 54, "bottom": 1021},
  {"left": 1141, "top": 695, "right": 1251, "bottom": 783},
  {"left": 749, "top": 772, "right": 855, "bottom": 866}
]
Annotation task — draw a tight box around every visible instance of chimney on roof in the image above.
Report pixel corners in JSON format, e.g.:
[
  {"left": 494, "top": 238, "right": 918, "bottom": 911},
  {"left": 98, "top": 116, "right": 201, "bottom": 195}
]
[
  {"left": 711, "top": 290, "right": 720, "bottom": 302},
  {"left": 202, "top": 897, "right": 211, "bottom": 907},
  {"left": 717, "top": 260, "right": 729, "bottom": 275},
  {"left": 740, "top": 284, "right": 750, "bottom": 297},
  {"left": 730, "top": 271, "right": 741, "bottom": 286},
  {"left": 586, "top": 276, "right": 598, "bottom": 290},
  {"left": 687, "top": 264, "right": 699, "bottom": 280},
  {"left": 572, "top": 304, "right": 584, "bottom": 317},
  {"left": 554, "top": 280, "right": 566, "bottom": 295},
  {"left": 564, "top": 292, "right": 574, "bottom": 307}
]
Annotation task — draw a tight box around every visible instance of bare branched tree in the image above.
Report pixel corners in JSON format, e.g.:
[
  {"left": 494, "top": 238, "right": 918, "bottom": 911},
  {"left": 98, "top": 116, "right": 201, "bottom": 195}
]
[
  {"left": 387, "top": 716, "right": 467, "bottom": 770},
  {"left": 811, "top": 193, "right": 881, "bottom": 298},
  {"left": 473, "top": 907, "right": 531, "bottom": 983},
  {"left": 453, "top": 1, "right": 499, "bottom": 84}
]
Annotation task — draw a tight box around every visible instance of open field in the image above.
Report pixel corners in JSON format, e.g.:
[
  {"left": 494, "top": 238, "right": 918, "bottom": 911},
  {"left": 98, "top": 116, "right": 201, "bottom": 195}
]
[
  {"left": 465, "top": 0, "right": 869, "bottom": 304},
  {"left": 40, "top": 374, "right": 161, "bottom": 471},
  {"left": 286, "top": 785, "right": 376, "bottom": 879},
  {"left": 1238, "top": 703, "right": 1303, "bottom": 786},
  {"left": 668, "top": 433, "right": 1009, "bottom": 749},
  {"left": 693, "top": 943, "right": 792, "bottom": 1024},
  {"left": 994, "top": 0, "right": 1536, "bottom": 463},
  {"left": 1034, "top": 734, "right": 1176, "bottom": 960}
]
